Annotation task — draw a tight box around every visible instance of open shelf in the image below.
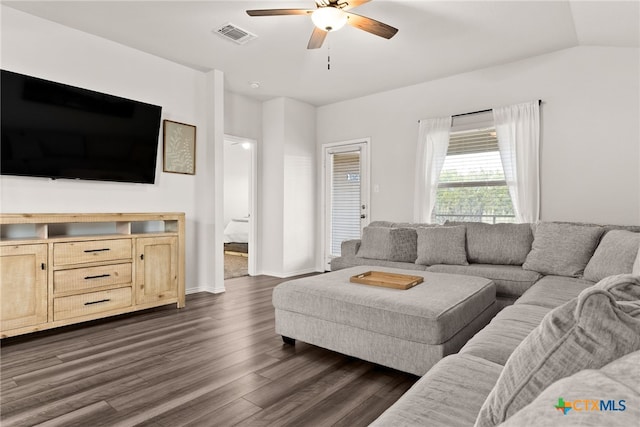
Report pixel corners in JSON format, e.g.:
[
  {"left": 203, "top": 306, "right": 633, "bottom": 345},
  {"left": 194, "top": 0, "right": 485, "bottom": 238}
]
[{"left": 0, "top": 213, "right": 183, "bottom": 241}]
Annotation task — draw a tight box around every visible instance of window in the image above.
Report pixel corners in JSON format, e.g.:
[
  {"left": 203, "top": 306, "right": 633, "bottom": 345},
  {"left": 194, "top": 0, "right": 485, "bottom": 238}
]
[{"left": 433, "top": 126, "right": 515, "bottom": 224}]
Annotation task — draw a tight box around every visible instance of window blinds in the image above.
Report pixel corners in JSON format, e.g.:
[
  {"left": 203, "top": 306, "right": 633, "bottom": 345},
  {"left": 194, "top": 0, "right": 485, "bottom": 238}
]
[
  {"left": 434, "top": 127, "right": 515, "bottom": 224},
  {"left": 330, "top": 152, "right": 361, "bottom": 256},
  {"left": 441, "top": 128, "right": 501, "bottom": 182}
]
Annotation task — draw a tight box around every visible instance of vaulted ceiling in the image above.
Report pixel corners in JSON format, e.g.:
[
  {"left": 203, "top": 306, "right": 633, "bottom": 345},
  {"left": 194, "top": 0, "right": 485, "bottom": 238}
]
[{"left": 3, "top": 1, "right": 639, "bottom": 106}]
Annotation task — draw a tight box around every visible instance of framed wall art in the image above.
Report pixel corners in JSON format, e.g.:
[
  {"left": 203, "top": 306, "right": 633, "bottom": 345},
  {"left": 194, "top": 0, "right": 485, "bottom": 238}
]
[{"left": 163, "top": 120, "right": 196, "bottom": 175}]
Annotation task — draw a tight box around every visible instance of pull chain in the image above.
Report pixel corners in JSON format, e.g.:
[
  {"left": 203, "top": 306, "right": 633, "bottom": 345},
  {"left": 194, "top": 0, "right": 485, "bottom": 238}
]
[{"left": 327, "top": 40, "right": 331, "bottom": 71}]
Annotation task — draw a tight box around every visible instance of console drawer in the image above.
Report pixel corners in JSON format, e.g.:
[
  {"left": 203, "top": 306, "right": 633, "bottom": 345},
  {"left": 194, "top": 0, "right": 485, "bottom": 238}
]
[
  {"left": 54, "top": 287, "right": 132, "bottom": 321},
  {"left": 54, "top": 239, "right": 131, "bottom": 266},
  {"left": 54, "top": 263, "right": 132, "bottom": 294}
]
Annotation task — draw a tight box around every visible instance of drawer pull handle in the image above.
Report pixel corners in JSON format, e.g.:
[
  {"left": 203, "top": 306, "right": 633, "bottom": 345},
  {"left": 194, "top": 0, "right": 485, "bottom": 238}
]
[
  {"left": 84, "top": 248, "right": 110, "bottom": 253},
  {"left": 84, "top": 274, "right": 111, "bottom": 280},
  {"left": 84, "top": 299, "right": 111, "bottom": 306}
]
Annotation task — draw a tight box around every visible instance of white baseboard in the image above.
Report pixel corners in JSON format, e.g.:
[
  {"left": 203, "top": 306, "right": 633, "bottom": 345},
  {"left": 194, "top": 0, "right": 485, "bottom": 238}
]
[
  {"left": 186, "top": 285, "right": 226, "bottom": 295},
  {"left": 186, "top": 286, "right": 208, "bottom": 295},
  {"left": 258, "top": 268, "right": 320, "bottom": 279}
]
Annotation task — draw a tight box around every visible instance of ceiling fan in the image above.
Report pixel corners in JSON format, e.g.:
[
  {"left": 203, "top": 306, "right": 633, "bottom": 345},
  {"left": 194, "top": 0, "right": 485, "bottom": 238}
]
[{"left": 246, "top": 0, "right": 398, "bottom": 49}]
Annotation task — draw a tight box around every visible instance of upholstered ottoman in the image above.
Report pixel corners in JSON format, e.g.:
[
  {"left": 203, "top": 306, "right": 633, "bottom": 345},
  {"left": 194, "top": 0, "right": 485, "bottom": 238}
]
[{"left": 273, "top": 266, "right": 497, "bottom": 375}]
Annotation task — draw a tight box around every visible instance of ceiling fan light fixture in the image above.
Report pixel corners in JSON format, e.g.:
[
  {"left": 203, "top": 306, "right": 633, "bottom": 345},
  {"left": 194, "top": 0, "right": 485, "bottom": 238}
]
[{"left": 311, "top": 7, "right": 348, "bottom": 32}]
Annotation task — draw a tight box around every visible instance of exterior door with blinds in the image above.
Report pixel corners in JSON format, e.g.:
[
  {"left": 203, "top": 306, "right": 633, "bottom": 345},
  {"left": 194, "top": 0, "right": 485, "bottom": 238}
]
[{"left": 324, "top": 141, "right": 370, "bottom": 269}]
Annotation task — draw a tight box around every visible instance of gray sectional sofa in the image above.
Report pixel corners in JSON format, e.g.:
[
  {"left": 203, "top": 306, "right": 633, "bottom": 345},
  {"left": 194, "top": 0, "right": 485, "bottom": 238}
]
[
  {"left": 332, "top": 221, "right": 640, "bottom": 308},
  {"left": 328, "top": 220, "right": 640, "bottom": 426}
]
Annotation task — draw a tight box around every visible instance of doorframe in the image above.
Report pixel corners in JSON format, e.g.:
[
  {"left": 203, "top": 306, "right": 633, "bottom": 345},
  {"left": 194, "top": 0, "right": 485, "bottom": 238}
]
[
  {"left": 320, "top": 138, "right": 371, "bottom": 271},
  {"left": 224, "top": 134, "right": 258, "bottom": 276}
]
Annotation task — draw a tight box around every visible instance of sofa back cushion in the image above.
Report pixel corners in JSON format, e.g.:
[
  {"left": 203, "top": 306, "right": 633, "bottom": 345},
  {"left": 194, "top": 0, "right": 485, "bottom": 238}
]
[
  {"left": 499, "top": 350, "right": 640, "bottom": 426},
  {"left": 415, "top": 225, "right": 468, "bottom": 266},
  {"left": 446, "top": 222, "right": 533, "bottom": 265},
  {"left": 367, "top": 221, "right": 396, "bottom": 228},
  {"left": 522, "top": 222, "right": 604, "bottom": 277},
  {"left": 356, "top": 226, "right": 417, "bottom": 262},
  {"left": 474, "top": 274, "right": 640, "bottom": 427},
  {"left": 583, "top": 230, "right": 640, "bottom": 282}
]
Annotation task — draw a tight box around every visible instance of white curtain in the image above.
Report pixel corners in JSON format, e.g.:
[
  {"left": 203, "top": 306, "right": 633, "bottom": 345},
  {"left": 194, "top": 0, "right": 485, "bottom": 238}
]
[
  {"left": 493, "top": 101, "right": 540, "bottom": 223},
  {"left": 413, "top": 116, "right": 451, "bottom": 223}
]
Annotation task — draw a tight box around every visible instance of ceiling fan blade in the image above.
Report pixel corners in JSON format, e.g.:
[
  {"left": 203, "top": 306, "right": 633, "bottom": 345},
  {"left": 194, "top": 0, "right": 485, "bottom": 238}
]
[
  {"left": 338, "top": 0, "right": 371, "bottom": 11},
  {"left": 246, "top": 9, "right": 313, "bottom": 17},
  {"left": 307, "top": 27, "right": 328, "bottom": 49},
  {"left": 345, "top": 12, "right": 398, "bottom": 39}
]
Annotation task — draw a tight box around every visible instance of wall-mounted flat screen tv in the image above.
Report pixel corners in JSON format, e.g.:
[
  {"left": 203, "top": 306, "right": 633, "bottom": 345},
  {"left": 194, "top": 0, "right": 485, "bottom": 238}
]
[{"left": 1, "top": 70, "right": 162, "bottom": 184}]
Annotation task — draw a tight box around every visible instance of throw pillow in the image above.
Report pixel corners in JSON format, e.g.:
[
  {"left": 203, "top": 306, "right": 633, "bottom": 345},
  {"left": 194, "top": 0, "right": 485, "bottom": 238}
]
[
  {"left": 583, "top": 230, "right": 640, "bottom": 282},
  {"left": 522, "top": 222, "right": 604, "bottom": 277},
  {"left": 474, "top": 274, "right": 640, "bottom": 427},
  {"left": 633, "top": 246, "right": 640, "bottom": 275},
  {"left": 499, "top": 350, "right": 640, "bottom": 427},
  {"left": 446, "top": 221, "right": 533, "bottom": 265},
  {"left": 415, "top": 225, "right": 468, "bottom": 266},
  {"left": 356, "top": 227, "right": 417, "bottom": 262}
]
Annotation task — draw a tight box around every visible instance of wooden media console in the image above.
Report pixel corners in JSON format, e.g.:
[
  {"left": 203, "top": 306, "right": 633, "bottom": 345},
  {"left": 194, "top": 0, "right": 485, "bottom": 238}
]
[{"left": 0, "top": 212, "right": 185, "bottom": 338}]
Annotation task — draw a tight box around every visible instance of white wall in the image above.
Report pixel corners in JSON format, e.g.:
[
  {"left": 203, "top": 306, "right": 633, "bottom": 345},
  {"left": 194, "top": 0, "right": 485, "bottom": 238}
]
[
  {"left": 261, "top": 97, "right": 317, "bottom": 277},
  {"left": 261, "top": 98, "right": 285, "bottom": 274},
  {"left": 282, "top": 98, "right": 317, "bottom": 275},
  {"left": 317, "top": 46, "right": 640, "bottom": 227},
  {"left": 224, "top": 91, "right": 262, "bottom": 141},
  {"left": 0, "top": 6, "right": 222, "bottom": 293}
]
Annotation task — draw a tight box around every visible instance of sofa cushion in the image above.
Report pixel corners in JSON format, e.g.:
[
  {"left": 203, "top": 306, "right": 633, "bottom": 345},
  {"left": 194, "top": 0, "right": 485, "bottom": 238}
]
[
  {"left": 531, "top": 221, "right": 640, "bottom": 234},
  {"left": 367, "top": 221, "right": 396, "bottom": 228},
  {"left": 390, "top": 222, "right": 437, "bottom": 229},
  {"left": 427, "top": 264, "right": 541, "bottom": 299},
  {"left": 460, "top": 304, "right": 551, "bottom": 366},
  {"left": 339, "top": 239, "right": 361, "bottom": 257},
  {"left": 499, "top": 350, "right": 640, "bottom": 426},
  {"left": 330, "top": 255, "right": 427, "bottom": 272},
  {"left": 522, "top": 222, "right": 604, "bottom": 277},
  {"left": 371, "top": 353, "right": 503, "bottom": 427},
  {"left": 415, "top": 226, "right": 468, "bottom": 266},
  {"left": 475, "top": 274, "right": 640, "bottom": 427},
  {"left": 356, "top": 226, "right": 417, "bottom": 262},
  {"left": 447, "top": 222, "right": 533, "bottom": 265},
  {"left": 515, "top": 275, "right": 595, "bottom": 309},
  {"left": 583, "top": 230, "right": 640, "bottom": 282}
]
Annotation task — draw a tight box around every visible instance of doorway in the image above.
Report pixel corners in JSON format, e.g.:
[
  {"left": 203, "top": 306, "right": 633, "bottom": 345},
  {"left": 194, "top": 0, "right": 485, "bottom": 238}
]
[
  {"left": 223, "top": 135, "right": 257, "bottom": 279},
  {"left": 322, "top": 139, "right": 370, "bottom": 270}
]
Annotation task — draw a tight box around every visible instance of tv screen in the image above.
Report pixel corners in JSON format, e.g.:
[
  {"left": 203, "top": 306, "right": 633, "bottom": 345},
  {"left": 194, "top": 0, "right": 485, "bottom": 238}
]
[{"left": 1, "top": 70, "right": 162, "bottom": 184}]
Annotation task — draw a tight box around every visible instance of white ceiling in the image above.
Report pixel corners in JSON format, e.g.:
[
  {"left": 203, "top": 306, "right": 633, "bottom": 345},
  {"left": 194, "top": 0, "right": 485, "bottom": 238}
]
[{"left": 3, "top": 1, "right": 639, "bottom": 106}]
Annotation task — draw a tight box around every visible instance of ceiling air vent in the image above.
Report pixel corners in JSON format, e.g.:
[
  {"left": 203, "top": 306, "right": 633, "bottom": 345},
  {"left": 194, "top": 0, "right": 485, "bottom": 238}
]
[{"left": 215, "top": 23, "right": 257, "bottom": 45}]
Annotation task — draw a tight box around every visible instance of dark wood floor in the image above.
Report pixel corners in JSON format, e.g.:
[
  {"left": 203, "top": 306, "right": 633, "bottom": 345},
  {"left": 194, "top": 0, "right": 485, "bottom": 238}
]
[{"left": 1, "top": 275, "right": 417, "bottom": 427}]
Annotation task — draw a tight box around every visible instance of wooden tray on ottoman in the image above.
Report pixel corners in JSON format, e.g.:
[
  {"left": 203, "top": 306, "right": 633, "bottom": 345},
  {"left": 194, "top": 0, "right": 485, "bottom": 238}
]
[{"left": 350, "top": 271, "right": 424, "bottom": 290}]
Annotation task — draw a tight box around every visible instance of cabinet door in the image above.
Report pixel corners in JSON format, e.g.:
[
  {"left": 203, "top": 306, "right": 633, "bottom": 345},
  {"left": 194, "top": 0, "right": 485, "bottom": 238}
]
[
  {"left": 1, "top": 244, "right": 48, "bottom": 332},
  {"left": 135, "top": 236, "right": 178, "bottom": 305}
]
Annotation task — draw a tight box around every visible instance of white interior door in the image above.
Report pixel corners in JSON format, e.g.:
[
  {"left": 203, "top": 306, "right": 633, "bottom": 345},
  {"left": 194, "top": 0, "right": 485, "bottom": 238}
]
[{"left": 323, "top": 140, "right": 370, "bottom": 269}]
